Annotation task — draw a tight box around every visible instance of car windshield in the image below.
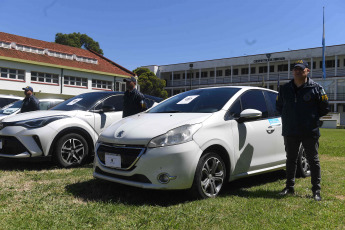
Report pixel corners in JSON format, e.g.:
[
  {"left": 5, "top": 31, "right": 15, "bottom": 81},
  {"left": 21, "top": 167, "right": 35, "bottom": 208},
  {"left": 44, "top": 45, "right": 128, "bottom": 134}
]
[
  {"left": 0, "top": 100, "right": 22, "bottom": 115},
  {"left": 148, "top": 88, "right": 240, "bottom": 113},
  {"left": 51, "top": 93, "right": 117, "bottom": 111}
]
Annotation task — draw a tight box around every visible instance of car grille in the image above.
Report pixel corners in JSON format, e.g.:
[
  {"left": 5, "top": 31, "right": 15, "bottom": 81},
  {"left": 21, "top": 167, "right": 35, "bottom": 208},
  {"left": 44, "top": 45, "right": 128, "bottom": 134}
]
[
  {"left": 96, "top": 144, "right": 146, "bottom": 170},
  {"left": 0, "top": 136, "right": 29, "bottom": 155},
  {"left": 95, "top": 166, "right": 152, "bottom": 184}
]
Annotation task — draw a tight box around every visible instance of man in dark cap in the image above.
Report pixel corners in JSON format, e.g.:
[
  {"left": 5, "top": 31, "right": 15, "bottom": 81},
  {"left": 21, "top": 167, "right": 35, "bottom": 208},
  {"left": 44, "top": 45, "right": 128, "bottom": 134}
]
[
  {"left": 276, "top": 60, "right": 329, "bottom": 201},
  {"left": 122, "top": 76, "right": 146, "bottom": 118},
  {"left": 21, "top": 86, "right": 40, "bottom": 113}
]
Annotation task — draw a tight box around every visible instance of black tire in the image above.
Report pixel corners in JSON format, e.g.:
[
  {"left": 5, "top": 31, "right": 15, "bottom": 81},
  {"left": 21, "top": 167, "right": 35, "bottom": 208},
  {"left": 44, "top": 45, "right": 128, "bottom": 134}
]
[
  {"left": 297, "top": 144, "right": 311, "bottom": 178},
  {"left": 53, "top": 133, "right": 89, "bottom": 168},
  {"left": 190, "top": 152, "right": 226, "bottom": 199}
]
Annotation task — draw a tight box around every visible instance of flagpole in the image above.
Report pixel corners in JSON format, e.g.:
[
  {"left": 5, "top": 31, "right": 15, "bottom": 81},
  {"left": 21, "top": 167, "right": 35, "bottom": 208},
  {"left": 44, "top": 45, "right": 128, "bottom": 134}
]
[{"left": 322, "top": 7, "right": 326, "bottom": 79}]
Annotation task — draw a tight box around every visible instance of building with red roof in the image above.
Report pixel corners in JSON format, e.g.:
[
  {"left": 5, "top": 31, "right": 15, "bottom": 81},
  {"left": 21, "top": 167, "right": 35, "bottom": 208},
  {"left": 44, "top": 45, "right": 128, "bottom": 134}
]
[{"left": 0, "top": 32, "right": 135, "bottom": 99}]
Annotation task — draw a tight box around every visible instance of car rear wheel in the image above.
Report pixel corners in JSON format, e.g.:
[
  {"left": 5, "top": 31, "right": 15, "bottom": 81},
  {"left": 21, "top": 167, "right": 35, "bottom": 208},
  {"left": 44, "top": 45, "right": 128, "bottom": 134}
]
[
  {"left": 190, "top": 152, "right": 226, "bottom": 199},
  {"left": 297, "top": 144, "right": 311, "bottom": 178},
  {"left": 54, "top": 133, "right": 89, "bottom": 168}
]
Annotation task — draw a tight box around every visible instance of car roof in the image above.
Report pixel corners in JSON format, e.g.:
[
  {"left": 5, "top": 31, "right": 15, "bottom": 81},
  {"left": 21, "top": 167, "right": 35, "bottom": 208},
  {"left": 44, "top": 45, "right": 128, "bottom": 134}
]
[{"left": 194, "top": 85, "right": 278, "bottom": 93}]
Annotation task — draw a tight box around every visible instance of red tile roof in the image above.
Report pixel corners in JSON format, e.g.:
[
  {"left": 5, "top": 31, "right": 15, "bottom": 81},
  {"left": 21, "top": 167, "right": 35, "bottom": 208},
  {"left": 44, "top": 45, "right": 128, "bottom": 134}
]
[{"left": 0, "top": 32, "right": 134, "bottom": 77}]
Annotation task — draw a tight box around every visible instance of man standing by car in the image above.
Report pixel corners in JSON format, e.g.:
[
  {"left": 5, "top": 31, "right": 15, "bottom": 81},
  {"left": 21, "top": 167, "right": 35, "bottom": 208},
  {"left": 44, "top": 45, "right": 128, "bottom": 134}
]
[
  {"left": 21, "top": 86, "right": 40, "bottom": 113},
  {"left": 122, "top": 76, "right": 146, "bottom": 118},
  {"left": 276, "top": 60, "right": 329, "bottom": 201}
]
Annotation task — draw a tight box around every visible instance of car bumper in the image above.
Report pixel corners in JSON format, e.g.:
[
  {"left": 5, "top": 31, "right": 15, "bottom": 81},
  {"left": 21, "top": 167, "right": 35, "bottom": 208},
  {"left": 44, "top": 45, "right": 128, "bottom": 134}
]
[
  {"left": 0, "top": 126, "right": 56, "bottom": 158},
  {"left": 93, "top": 141, "right": 203, "bottom": 190}
]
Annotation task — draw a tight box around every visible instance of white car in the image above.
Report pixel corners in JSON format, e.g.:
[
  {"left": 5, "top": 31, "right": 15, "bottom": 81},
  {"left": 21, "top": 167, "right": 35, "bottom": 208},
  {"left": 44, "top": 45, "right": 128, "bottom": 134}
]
[
  {"left": 0, "top": 92, "right": 161, "bottom": 167},
  {"left": 0, "top": 98, "right": 64, "bottom": 121},
  {"left": 0, "top": 94, "right": 23, "bottom": 109},
  {"left": 93, "top": 86, "right": 310, "bottom": 198}
]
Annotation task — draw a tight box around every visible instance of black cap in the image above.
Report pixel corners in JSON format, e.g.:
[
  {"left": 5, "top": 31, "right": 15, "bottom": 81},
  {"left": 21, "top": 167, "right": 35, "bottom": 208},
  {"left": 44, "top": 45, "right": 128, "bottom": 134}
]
[
  {"left": 22, "top": 86, "right": 34, "bottom": 92},
  {"left": 123, "top": 76, "right": 137, "bottom": 83},
  {"left": 293, "top": 60, "right": 309, "bottom": 70}
]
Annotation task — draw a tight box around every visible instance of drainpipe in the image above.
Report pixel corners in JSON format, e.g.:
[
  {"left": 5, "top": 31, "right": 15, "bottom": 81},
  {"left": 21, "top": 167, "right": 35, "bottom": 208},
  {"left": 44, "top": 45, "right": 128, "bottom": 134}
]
[{"left": 60, "top": 68, "right": 64, "bottom": 94}]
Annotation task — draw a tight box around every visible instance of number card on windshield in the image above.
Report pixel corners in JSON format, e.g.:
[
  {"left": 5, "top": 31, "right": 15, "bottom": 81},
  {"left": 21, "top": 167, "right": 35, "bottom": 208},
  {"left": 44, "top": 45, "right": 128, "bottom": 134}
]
[{"left": 177, "top": 95, "right": 199, "bottom": 104}]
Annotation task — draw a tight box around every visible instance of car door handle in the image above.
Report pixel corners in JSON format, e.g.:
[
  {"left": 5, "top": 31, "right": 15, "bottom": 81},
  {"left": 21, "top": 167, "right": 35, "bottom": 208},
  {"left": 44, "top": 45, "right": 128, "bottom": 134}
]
[{"left": 266, "top": 126, "right": 275, "bottom": 134}]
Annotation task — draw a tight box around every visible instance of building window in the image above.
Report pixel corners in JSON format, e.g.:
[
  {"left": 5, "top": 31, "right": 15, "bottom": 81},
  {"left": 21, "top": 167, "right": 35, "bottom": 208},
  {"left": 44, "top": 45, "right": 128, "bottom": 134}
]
[
  {"left": 201, "top": 72, "right": 208, "bottom": 78},
  {"left": 233, "top": 69, "right": 239, "bottom": 75},
  {"left": 173, "top": 74, "right": 181, "bottom": 80},
  {"left": 313, "top": 62, "right": 316, "bottom": 69},
  {"left": 251, "top": 67, "right": 256, "bottom": 74},
  {"left": 31, "top": 71, "right": 59, "bottom": 84},
  {"left": 278, "top": 64, "right": 288, "bottom": 72},
  {"left": 319, "top": 60, "right": 340, "bottom": 68},
  {"left": 0, "top": 67, "right": 25, "bottom": 81},
  {"left": 259, "top": 66, "right": 267, "bottom": 73},
  {"left": 269, "top": 65, "right": 274, "bottom": 72},
  {"left": 225, "top": 69, "right": 231, "bottom": 76},
  {"left": 216, "top": 70, "right": 223, "bottom": 77},
  {"left": 210, "top": 71, "right": 215, "bottom": 77},
  {"left": 64, "top": 76, "right": 88, "bottom": 87},
  {"left": 196, "top": 72, "right": 199, "bottom": 78},
  {"left": 92, "top": 79, "right": 112, "bottom": 90},
  {"left": 241, "top": 68, "right": 249, "bottom": 75}
]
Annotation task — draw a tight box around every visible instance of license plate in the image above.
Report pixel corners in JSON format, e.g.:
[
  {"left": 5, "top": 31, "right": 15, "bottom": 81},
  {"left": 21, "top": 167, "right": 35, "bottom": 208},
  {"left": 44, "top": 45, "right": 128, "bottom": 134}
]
[
  {"left": 105, "top": 153, "right": 121, "bottom": 168},
  {"left": 0, "top": 139, "right": 2, "bottom": 149}
]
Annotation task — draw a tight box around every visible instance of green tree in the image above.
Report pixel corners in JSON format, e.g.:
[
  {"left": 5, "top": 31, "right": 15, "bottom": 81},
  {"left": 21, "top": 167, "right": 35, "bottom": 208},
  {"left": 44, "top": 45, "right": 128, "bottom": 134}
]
[
  {"left": 55, "top": 32, "right": 104, "bottom": 55},
  {"left": 133, "top": 67, "right": 168, "bottom": 99}
]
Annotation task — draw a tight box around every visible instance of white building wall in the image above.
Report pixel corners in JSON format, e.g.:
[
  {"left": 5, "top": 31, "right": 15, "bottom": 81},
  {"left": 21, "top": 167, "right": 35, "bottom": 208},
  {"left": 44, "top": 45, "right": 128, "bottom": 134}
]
[{"left": 0, "top": 59, "right": 120, "bottom": 99}]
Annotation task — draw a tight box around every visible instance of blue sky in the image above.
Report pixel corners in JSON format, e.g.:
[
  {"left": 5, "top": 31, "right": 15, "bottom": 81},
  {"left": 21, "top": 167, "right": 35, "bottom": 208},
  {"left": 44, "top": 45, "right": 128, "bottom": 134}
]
[{"left": 1, "top": 0, "right": 345, "bottom": 71}]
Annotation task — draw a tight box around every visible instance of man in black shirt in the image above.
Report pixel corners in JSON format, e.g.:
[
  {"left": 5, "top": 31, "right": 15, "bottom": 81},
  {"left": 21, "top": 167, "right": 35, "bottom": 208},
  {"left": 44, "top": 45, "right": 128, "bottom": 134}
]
[
  {"left": 276, "top": 60, "right": 329, "bottom": 201},
  {"left": 122, "top": 77, "right": 146, "bottom": 118},
  {"left": 21, "top": 86, "right": 40, "bottom": 113}
]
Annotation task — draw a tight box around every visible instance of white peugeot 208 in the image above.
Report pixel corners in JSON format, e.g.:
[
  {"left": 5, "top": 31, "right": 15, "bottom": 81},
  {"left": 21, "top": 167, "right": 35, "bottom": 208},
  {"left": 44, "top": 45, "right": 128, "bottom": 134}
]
[{"left": 93, "top": 86, "right": 310, "bottom": 198}]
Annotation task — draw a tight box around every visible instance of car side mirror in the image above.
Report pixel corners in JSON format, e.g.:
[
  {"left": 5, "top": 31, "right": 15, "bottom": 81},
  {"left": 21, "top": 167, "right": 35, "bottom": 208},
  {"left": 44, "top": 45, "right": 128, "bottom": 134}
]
[
  {"left": 237, "top": 109, "right": 262, "bottom": 123},
  {"left": 101, "top": 105, "right": 115, "bottom": 113}
]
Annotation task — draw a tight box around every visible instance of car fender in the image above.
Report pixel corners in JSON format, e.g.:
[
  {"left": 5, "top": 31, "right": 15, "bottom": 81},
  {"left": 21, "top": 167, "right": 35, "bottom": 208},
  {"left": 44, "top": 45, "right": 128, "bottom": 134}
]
[{"left": 42, "top": 117, "right": 98, "bottom": 156}]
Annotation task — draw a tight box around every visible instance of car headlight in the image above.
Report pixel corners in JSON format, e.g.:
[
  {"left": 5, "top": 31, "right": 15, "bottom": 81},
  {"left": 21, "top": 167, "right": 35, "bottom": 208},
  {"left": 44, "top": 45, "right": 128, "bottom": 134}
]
[
  {"left": 11, "top": 115, "right": 69, "bottom": 129},
  {"left": 148, "top": 123, "right": 202, "bottom": 148}
]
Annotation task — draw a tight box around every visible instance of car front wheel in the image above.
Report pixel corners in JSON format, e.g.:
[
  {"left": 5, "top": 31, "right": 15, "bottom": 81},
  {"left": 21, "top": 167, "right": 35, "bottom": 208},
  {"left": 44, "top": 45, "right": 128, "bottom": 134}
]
[
  {"left": 297, "top": 144, "right": 311, "bottom": 178},
  {"left": 54, "top": 133, "right": 89, "bottom": 168},
  {"left": 191, "top": 152, "right": 226, "bottom": 199}
]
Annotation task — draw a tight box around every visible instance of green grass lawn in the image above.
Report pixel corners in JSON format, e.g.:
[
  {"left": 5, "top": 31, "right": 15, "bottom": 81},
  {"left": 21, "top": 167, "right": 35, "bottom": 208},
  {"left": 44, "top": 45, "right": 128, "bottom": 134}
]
[{"left": 0, "top": 129, "right": 344, "bottom": 229}]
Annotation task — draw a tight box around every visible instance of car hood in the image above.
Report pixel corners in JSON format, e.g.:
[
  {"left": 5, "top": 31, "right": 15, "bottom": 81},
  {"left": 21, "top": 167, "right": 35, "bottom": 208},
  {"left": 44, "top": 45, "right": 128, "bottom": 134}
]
[
  {"left": 1, "top": 110, "right": 78, "bottom": 122},
  {"left": 99, "top": 112, "right": 213, "bottom": 145}
]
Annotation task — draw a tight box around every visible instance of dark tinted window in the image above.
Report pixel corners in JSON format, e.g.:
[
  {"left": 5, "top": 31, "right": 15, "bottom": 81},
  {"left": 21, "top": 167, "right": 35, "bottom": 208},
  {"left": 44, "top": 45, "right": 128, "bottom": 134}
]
[
  {"left": 264, "top": 91, "right": 280, "bottom": 117},
  {"left": 94, "top": 95, "right": 124, "bottom": 111},
  {"left": 52, "top": 93, "right": 122, "bottom": 111},
  {"left": 149, "top": 88, "right": 240, "bottom": 113},
  {"left": 0, "top": 100, "right": 22, "bottom": 115},
  {"left": 241, "top": 90, "right": 268, "bottom": 118},
  {"left": 228, "top": 99, "right": 241, "bottom": 118},
  {"left": 0, "top": 98, "right": 20, "bottom": 108}
]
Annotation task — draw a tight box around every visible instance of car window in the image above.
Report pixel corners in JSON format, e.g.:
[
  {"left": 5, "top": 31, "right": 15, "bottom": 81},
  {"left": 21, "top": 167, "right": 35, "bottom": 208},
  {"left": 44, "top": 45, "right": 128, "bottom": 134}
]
[
  {"left": 0, "top": 98, "right": 20, "bottom": 108},
  {"left": 241, "top": 90, "right": 268, "bottom": 118},
  {"left": 40, "top": 101, "right": 51, "bottom": 110},
  {"left": 228, "top": 99, "right": 242, "bottom": 119},
  {"left": 148, "top": 88, "right": 240, "bottom": 113},
  {"left": 51, "top": 93, "right": 121, "bottom": 111},
  {"left": 0, "top": 100, "right": 22, "bottom": 115},
  {"left": 264, "top": 91, "right": 280, "bottom": 117},
  {"left": 94, "top": 95, "right": 124, "bottom": 111}
]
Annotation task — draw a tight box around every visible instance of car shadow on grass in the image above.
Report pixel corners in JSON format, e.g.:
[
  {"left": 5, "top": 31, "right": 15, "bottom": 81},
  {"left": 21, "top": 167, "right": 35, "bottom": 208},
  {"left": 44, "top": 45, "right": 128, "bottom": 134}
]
[
  {"left": 0, "top": 158, "right": 93, "bottom": 171},
  {"left": 220, "top": 169, "right": 286, "bottom": 199},
  {"left": 65, "top": 170, "right": 287, "bottom": 206}
]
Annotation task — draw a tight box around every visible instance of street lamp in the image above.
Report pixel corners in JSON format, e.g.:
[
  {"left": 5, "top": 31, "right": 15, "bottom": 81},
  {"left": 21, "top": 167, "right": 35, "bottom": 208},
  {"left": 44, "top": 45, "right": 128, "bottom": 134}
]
[{"left": 189, "top": 63, "right": 193, "bottom": 90}]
